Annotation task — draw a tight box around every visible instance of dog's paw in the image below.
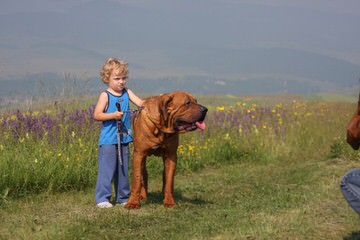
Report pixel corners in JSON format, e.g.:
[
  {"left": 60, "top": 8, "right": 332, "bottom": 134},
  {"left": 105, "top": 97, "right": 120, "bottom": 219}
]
[
  {"left": 163, "top": 198, "right": 176, "bottom": 208},
  {"left": 124, "top": 202, "right": 140, "bottom": 209},
  {"left": 163, "top": 202, "right": 176, "bottom": 208}
]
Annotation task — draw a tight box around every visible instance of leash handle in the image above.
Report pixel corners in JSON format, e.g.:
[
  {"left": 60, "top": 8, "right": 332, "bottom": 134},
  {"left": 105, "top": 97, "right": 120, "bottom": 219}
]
[
  {"left": 115, "top": 102, "right": 122, "bottom": 131},
  {"left": 116, "top": 102, "right": 121, "bottom": 112}
]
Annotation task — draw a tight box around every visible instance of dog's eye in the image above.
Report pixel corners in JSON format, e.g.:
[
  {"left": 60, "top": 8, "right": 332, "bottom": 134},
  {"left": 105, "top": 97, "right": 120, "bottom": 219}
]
[{"left": 185, "top": 101, "right": 192, "bottom": 106}]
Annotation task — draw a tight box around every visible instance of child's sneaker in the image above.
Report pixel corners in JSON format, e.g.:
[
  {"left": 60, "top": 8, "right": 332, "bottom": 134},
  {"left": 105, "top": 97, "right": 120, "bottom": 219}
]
[
  {"left": 96, "top": 201, "right": 113, "bottom": 208},
  {"left": 115, "top": 202, "right": 127, "bottom": 207}
]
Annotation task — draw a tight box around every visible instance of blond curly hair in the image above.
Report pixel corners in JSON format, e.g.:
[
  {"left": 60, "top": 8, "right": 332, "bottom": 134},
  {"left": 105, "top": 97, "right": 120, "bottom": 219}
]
[{"left": 100, "top": 58, "right": 129, "bottom": 84}]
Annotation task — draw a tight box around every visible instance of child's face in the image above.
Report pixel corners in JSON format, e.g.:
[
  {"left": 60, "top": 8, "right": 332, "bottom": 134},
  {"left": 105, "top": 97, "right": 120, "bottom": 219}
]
[{"left": 108, "top": 69, "right": 127, "bottom": 93}]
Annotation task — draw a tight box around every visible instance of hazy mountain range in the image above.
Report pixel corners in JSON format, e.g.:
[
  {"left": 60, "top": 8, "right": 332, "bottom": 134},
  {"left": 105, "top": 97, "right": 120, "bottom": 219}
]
[
  {"left": 0, "top": 0, "right": 359, "bottom": 99},
  {"left": 1, "top": 45, "right": 359, "bottom": 98}
]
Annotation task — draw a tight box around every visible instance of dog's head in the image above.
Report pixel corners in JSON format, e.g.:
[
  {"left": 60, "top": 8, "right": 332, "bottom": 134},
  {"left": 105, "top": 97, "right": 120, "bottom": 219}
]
[{"left": 144, "top": 91, "right": 207, "bottom": 134}]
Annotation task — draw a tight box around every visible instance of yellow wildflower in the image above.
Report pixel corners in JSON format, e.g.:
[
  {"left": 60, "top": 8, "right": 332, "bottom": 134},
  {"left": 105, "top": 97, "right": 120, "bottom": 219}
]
[
  {"left": 177, "top": 145, "right": 185, "bottom": 155},
  {"left": 217, "top": 106, "right": 225, "bottom": 111}
]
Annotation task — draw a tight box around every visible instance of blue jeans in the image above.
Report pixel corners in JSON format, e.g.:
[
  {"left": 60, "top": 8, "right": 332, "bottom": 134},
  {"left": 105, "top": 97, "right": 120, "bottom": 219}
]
[
  {"left": 340, "top": 168, "right": 360, "bottom": 215},
  {"left": 95, "top": 144, "right": 130, "bottom": 204}
]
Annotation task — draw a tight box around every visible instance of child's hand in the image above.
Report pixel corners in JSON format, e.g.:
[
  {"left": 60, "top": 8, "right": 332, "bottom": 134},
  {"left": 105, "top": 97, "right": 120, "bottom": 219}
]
[{"left": 113, "top": 111, "right": 123, "bottom": 120}]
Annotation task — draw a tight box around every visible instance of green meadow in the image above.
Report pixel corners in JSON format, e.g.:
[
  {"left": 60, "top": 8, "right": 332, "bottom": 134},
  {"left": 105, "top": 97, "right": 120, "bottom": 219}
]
[{"left": 0, "top": 94, "right": 360, "bottom": 239}]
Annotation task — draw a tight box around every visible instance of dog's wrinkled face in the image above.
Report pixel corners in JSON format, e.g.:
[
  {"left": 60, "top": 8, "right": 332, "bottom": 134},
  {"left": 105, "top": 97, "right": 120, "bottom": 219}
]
[
  {"left": 144, "top": 91, "right": 208, "bottom": 134},
  {"left": 145, "top": 91, "right": 207, "bottom": 134},
  {"left": 168, "top": 92, "right": 207, "bottom": 133}
]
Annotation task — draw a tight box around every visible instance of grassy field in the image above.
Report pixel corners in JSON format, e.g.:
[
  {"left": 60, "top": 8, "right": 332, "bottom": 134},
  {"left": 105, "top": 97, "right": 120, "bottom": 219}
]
[{"left": 1, "top": 94, "right": 360, "bottom": 239}]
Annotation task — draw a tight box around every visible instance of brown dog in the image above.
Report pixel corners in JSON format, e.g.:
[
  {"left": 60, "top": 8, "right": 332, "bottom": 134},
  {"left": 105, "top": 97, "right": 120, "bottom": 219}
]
[
  {"left": 125, "top": 91, "right": 207, "bottom": 208},
  {"left": 347, "top": 91, "right": 360, "bottom": 150}
]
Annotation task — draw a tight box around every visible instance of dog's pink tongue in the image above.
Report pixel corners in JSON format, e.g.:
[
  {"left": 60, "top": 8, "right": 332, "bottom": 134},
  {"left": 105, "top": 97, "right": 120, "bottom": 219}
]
[{"left": 195, "top": 121, "right": 206, "bottom": 130}]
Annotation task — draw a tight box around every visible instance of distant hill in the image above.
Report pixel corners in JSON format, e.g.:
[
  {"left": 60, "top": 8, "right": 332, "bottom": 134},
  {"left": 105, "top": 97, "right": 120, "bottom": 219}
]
[
  {"left": 0, "top": 47, "right": 359, "bottom": 104},
  {"left": 161, "top": 45, "right": 360, "bottom": 89}
]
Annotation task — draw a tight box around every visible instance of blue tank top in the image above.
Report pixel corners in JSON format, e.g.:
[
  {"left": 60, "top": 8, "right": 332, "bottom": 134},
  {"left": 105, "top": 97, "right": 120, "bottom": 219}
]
[{"left": 98, "top": 89, "right": 133, "bottom": 145}]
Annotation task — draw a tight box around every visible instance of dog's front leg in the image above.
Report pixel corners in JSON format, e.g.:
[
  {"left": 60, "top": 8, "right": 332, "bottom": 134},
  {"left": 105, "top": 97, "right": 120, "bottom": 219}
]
[
  {"left": 162, "top": 153, "right": 177, "bottom": 207},
  {"left": 140, "top": 159, "right": 148, "bottom": 200},
  {"left": 125, "top": 151, "right": 145, "bottom": 209}
]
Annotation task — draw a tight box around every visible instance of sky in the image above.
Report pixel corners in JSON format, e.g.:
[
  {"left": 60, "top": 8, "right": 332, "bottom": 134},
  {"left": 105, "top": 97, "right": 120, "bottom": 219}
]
[{"left": 0, "top": 0, "right": 359, "bottom": 81}]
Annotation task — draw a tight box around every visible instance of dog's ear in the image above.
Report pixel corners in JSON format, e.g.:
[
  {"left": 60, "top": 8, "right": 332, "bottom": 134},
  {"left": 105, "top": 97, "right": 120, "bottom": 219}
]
[
  {"left": 158, "top": 93, "right": 174, "bottom": 133},
  {"left": 159, "top": 93, "right": 173, "bottom": 122},
  {"left": 144, "top": 93, "right": 175, "bottom": 133}
]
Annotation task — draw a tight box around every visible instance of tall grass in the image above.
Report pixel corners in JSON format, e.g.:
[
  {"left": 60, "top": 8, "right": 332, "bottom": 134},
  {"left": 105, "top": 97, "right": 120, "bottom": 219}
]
[
  {"left": 0, "top": 105, "right": 98, "bottom": 199},
  {"left": 0, "top": 96, "right": 357, "bottom": 202}
]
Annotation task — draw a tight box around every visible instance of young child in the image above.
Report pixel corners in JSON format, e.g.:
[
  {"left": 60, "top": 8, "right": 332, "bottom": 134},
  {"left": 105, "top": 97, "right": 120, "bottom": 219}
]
[{"left": 93, "top": 58, "right": 143, "bottom": 208}]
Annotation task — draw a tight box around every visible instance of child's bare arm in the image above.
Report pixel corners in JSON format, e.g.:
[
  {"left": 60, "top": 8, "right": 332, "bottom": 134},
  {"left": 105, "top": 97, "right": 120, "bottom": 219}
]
[{"left": 127, "top": 88, "right": 143, "bottom": 107}]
